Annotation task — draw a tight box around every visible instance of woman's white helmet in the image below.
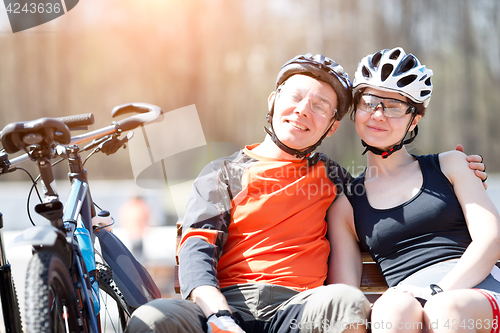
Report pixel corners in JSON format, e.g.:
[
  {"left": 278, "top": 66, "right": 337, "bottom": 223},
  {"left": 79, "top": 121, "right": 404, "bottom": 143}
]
[{"left": 353, "top": 47, "right": 433, "bottom": 107}]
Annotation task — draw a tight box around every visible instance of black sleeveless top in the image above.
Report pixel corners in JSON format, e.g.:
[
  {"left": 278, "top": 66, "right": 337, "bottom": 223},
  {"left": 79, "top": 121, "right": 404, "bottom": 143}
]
[{"left": 348, "top": 154, "right": 472, "bottom": 287}]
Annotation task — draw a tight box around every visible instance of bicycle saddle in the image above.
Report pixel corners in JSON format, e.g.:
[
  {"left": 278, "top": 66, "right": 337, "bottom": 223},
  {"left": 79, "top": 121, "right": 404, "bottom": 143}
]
[{"left": 1, "top": 117, "right": 71, "bottom": 154}]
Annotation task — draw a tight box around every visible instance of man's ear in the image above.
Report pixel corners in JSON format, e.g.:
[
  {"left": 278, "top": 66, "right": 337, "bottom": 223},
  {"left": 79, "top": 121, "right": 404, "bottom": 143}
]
[
  {"left": 268, "top": 92, "right": 276, "bottom": 111},
  {"left": 326, "top": 120, "right": 340, "bottom": 137}
]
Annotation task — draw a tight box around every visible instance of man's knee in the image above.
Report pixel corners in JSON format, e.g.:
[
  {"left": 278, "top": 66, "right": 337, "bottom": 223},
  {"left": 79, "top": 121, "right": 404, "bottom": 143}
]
[
  {"left": 303, "top": 284, "right": 370, "bottom": 326},
  {"left": 323, "top": 284, "right": 369, "bottom": 306},
  {"left": 125, "top": 299, "right": 205, "bottom": 333}
]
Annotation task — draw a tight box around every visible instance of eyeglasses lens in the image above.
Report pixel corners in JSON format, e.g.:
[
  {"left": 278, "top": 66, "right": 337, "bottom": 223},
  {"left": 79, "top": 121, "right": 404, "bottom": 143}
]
[
  {"left": 358, "top": 94, "right": 413, "bottom": 118},
  {"left": 279, "top": 88, "right": 336, "bottom": 118}
]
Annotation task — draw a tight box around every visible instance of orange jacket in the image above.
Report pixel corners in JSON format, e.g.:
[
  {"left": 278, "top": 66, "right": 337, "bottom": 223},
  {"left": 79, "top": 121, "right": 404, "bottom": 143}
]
[{"left": 178, "top": 144, "right": 350, "bottom": 298}]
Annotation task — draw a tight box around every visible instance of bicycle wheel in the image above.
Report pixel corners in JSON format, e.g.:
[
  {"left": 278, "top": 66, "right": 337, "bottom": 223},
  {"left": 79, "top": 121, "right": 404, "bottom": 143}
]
[
  {"left": 0, "top": 264, "right": 23, "bottom": 332},
  {"left": 97, "top": 262, "right": 131, "bottom": 332},
  {"left": 25, "top": 250, "right": 83, "bottom": 333}
]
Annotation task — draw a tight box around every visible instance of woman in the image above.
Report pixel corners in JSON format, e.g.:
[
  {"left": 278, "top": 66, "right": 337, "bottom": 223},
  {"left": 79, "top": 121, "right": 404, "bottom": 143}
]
[{"left": 327, "top": 47, "right": 500, "bottom": 333}]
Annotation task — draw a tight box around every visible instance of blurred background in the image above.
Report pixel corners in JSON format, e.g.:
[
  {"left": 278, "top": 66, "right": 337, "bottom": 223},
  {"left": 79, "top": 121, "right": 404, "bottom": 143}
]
[
  {"left": 0, "top": 0, "right": 499, "bottom": 301},
  {"left": 1, "top": 0, "right": 499, "bottom": 175}
]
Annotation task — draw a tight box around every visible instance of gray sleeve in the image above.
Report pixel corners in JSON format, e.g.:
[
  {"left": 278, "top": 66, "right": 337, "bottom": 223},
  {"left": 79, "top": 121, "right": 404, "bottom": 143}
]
[{"left": 178, "top": 154, "right": 238, "bottom": 299}]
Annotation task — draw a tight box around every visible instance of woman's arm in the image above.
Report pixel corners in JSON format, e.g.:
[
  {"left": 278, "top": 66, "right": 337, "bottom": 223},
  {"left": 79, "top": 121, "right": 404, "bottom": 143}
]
[
  {"left": 437, "top": 150, "right": 500, "bottom": 290},
  {"left": 326, "top": 194, "right": 363, "bottom": 287}
]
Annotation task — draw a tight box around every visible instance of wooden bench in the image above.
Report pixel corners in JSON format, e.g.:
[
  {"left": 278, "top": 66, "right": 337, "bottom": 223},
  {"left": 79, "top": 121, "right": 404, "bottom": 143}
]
[
  {"left": 358, "top": 243, "right": 388, "bottom": 303},
  {"left": 174, "top": 221, "right": 388, "bottom": 302}
]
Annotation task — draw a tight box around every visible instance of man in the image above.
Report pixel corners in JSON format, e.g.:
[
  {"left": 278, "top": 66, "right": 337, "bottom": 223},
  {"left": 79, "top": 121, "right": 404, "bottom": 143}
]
[
  {"left": 125, "top": 54, "right": 485, "bottom": 333},
  {"left": 126, "top": 54, "right": 370, "bottom": 333}
]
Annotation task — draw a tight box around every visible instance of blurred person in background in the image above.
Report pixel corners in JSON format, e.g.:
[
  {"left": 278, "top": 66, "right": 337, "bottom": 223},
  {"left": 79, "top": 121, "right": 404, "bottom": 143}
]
[{"left": 119, "top": 194, "right": 150, "bottom": 262}]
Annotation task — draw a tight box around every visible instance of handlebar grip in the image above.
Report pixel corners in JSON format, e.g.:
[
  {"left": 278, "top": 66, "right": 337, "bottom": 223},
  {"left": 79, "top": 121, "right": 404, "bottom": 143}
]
[
  {"left": 1, "top": 118, "right": 71, "bottom": 154},
  {"left": 111, "top": 103, "right": 163, "bottom": 132},
  {"left": 56, "top": 113, "right": 95, "bottom": 130}
]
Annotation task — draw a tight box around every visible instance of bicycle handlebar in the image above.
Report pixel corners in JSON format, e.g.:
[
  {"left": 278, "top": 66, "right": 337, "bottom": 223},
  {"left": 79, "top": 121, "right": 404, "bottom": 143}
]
[
  {"left": 69, "top": 102, "right": 163, "bottom": 145},
  {"left": 111, "top": 102, "right": 163, "bottom": 131},
  {"left": 3, "top": 103, "right": 163, "bottom": 169},
  {"left": 56, "top": 113, "right": 95, "bottom": 130}
]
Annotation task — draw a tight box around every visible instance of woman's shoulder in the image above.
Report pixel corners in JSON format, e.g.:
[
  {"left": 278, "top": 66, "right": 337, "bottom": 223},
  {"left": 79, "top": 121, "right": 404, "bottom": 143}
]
[
  {"left": 413, "top": 151, "right": 466, "bottom": 168},
  {"left": 437, "top": 150, "right": 468, "bottom": 169},
  {"left": 436, "top": 151, "right": 469, "bottom": 185}
]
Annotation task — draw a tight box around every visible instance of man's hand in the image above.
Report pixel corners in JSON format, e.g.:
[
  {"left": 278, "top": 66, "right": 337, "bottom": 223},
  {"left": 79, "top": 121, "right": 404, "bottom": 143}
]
[
  {"left": 190, "top": 286, "right": 244, "bottom": 332},
  {"left": 455, "top": 144, "right": 488, "bottom": 189},
  {"left": 207, "top": 314, "right": 245, "bottom": 333}
]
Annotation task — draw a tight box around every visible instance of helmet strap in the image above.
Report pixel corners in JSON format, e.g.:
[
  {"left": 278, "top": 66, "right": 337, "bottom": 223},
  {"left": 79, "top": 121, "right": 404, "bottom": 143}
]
[
  {"left": 265, "top": 97, "right": 336, "bottom": 159},
  {"left": 361, "top": 114, "right": 419, "bottom": 159}
]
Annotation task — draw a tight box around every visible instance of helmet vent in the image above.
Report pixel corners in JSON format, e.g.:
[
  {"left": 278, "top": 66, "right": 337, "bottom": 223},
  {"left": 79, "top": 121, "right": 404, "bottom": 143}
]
[
  {"left": 397, "top": 75, "right": 417, "bottom": 87},
  {"left": 362, "top": 66, "right": 371, "bottom": 78},
  {"left": 381, "top": 64, "right": 393, "bottom": 82},
  {"left": 425, "top": 77, "right": 432, "bottom": 86},
  {"left": 371, "top": 51, "right": 383, "bottom": 69},
  {"left": 389, "top": 49, "right": 401, "bottom": 60},
  {"left": 420, "top": 90, "right": 431, "bottom": 97},
  {"left": 398, "top": 55, "right": 417, "bottom": 74}
]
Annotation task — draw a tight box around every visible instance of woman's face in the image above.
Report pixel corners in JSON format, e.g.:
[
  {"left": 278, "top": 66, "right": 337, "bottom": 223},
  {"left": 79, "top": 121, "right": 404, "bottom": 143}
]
[{"left": 354, "top": 87, "right": 421, "bottom": 152}]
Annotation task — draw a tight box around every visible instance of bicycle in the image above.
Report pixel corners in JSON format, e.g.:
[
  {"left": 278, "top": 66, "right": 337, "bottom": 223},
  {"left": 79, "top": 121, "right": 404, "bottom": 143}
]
[{"left": 0, "top": 103, "right": 163, "bottom": 332}]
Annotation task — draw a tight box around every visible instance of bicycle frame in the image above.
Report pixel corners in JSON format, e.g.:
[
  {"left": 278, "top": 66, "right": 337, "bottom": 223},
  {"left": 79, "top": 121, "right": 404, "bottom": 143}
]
[{"left": 63, "top": 162, "right": 100, "bottom": 333}]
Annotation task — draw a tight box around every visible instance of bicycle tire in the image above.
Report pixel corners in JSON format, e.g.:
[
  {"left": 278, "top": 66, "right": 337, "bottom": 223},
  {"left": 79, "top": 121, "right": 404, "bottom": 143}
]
[
  {"left": 0, "top": 264, "right": 23, "bottom": 333},
  {"left": 9, "top": 273, "right": 23, "bottom": 332},
  {"left": 25, "top": 250, "right": 84, "bottom": 333},
  {"left": 97, "top": 262, "right": 131, "bottom": 332}
]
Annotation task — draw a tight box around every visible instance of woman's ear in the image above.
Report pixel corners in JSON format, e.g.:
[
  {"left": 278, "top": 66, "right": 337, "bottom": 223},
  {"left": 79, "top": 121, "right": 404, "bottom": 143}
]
[
  {"left": 268, "top": 91, "right": 276, "bottom": 111},
  {"left": 409, "top": 114, "right": 422, "bottom": 132}
]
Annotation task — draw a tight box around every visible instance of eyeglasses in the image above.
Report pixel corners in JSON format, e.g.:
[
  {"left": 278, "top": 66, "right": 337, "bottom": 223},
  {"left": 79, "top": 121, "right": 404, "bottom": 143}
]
[
  {"left": 357, "top": 93, "right": 416, "bottom": 118},
  {"left": 277, "top": 86, "right": 337, "bottom": 118}
]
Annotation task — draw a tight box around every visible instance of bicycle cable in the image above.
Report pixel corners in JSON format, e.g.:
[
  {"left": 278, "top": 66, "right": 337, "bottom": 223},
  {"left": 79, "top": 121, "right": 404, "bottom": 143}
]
[
  {"left": 24, "top": 158, "right": 65, "bottom": 226},
  {"left": 10, "top": 167, "right": 43, "bottom": 226},
  {"left": 93, "top": 201, "right": 104, "bottom": 212},
  {"left": 83, "top": 147, "right": 100, "bottom": 166}
]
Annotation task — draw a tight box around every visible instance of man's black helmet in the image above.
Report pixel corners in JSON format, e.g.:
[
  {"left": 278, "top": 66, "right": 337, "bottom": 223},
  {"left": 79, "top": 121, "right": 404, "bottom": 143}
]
[{"left": 276, "top": 53, "right": 353, "bottom": 120}]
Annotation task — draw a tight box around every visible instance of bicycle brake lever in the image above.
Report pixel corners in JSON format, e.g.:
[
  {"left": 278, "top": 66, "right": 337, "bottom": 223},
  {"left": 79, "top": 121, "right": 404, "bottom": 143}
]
[
  {"left": 82, "top": 135, "right": 112, "bottom": 152},
  {"left": 100, "top": 131, "right": 134, "bottom": 156},
  {"left": 0, "top": 152, "right": 11, "bottom": 174}
]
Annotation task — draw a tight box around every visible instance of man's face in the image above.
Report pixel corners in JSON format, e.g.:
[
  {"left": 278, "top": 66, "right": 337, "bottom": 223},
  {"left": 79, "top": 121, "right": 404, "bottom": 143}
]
[{"left": 268, "top": 74, "right": 340, "bottom": 151}]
